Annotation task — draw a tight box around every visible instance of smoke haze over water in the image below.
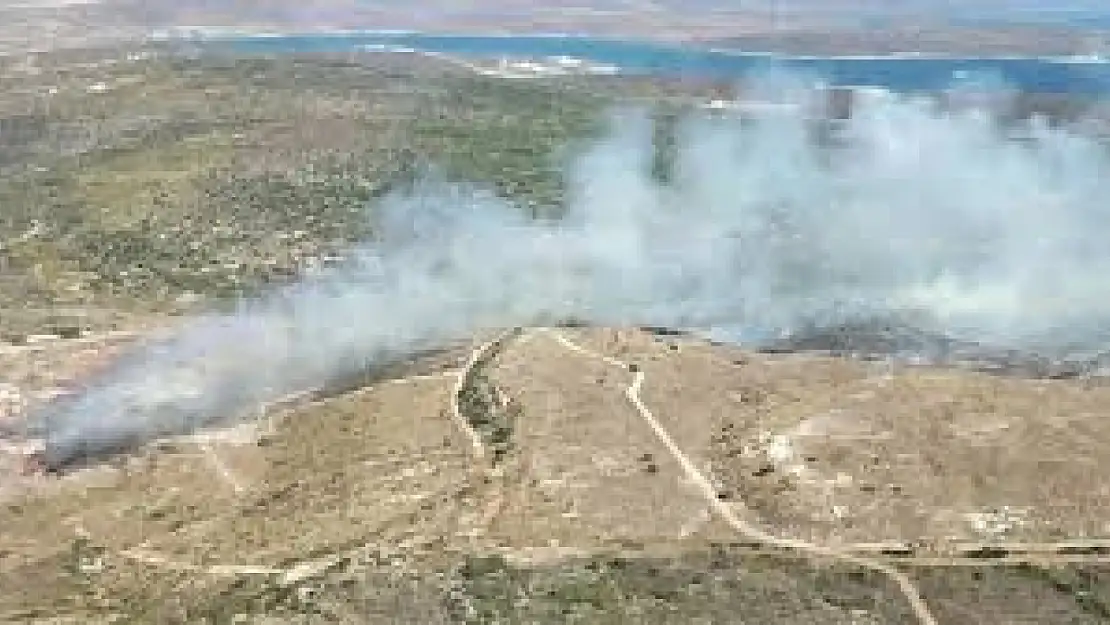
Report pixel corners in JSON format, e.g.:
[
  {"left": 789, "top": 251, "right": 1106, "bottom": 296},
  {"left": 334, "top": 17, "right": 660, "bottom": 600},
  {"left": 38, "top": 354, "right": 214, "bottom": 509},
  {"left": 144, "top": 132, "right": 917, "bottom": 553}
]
[{"left": 35, "top": 75, "right": 1110, "bottom": 466}]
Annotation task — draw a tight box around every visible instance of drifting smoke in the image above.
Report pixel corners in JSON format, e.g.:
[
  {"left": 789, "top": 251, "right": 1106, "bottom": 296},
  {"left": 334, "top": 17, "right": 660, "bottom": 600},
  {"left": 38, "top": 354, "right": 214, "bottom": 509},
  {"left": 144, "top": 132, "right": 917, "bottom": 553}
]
[{"left": 33, "top": 72, "right": 1110, "bottom": 467}]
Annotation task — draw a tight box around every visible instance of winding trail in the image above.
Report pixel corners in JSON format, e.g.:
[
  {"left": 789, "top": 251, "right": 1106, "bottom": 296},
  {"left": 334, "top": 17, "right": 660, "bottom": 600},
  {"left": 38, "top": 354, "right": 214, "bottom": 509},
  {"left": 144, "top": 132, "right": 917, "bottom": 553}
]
[
  {"left": 199, "top": 442, "right": 246, "bottom": 495},
  {"left": 267, "top": 332, "right": 514, "bottom": 588},
  {"left": 118, "top": 548, "right": 283, "bottom": 577},
  {"left": 28, "top": 326, "right": 1110, "bottom": 619},
  {"left": 449, "top": 328, "right": 522, "bottom": 461},
  {"left": 542, "top": 327, "right": 940, "bottom": 625},
  {"left": 24, "top": 332, "right": 505, "bottom": 594},
  {"left": 108, "top": 353, "right": 490, "bottom": 587}
]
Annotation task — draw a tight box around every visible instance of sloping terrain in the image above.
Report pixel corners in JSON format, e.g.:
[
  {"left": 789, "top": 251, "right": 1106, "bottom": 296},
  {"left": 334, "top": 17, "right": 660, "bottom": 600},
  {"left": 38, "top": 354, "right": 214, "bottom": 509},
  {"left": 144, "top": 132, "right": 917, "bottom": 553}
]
[
  {"left": 0, "top": 333, "right": 486, "bottom": 623},
  {"left": 481, "top": 326, "right": 1110, "bottom": 623},
  {"left": 552, "top": 326, "right": 1110, "bottom": 549},
  {"left": 5, "top": 325, "right": 1109, "bottom": 623}
]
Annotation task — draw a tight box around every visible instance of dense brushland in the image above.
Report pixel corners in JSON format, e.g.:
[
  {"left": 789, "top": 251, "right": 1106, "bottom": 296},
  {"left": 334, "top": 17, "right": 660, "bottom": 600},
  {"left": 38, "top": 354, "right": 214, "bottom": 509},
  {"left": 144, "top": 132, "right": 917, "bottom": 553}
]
[
  {"left": 0, "top": 47, "right": 615, "bottom": 339},
  {"left": 0, "top": 45, "right": 1102, "bottom": 342}
]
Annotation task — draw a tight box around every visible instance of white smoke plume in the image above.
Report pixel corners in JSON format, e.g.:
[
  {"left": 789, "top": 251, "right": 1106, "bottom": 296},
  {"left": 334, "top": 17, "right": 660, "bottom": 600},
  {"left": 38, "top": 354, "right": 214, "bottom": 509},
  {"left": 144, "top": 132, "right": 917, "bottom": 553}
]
[{"left": 34, "top": 73, "right": 1110, "bottom": 466}]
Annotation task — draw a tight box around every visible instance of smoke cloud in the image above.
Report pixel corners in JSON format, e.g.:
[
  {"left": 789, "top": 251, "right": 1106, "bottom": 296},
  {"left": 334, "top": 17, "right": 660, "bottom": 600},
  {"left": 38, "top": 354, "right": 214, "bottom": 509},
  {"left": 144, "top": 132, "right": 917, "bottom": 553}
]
[{"left": 33, "top": 73, "right": 1110, "bottom": 467}]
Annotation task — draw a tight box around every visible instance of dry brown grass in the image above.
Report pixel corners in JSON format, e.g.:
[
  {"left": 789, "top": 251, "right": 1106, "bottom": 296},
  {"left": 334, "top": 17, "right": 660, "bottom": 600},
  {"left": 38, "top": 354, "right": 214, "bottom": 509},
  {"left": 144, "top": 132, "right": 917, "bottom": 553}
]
[
  {"left": 543, "top": 326, "right": 1110, "bottom": 553},
  {"left": 0, "top": 334, "right": 487, "bottom": 620},
  {"left": 3, "top": 324, "right": 1110, "bottom": 622},
  {"left": 485, "top": 329, "right": 734, "bottom": 553}
]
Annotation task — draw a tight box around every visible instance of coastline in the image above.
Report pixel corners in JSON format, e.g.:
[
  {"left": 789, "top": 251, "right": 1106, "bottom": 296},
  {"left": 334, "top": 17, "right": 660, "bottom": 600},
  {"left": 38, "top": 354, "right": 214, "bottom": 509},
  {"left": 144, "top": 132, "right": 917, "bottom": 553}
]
[
  {"left": 165, "top": 30, "right": 1110, "bottom": 94},
  {"left": 155, "top": 29, "right": 1110, "bottom": 65}
]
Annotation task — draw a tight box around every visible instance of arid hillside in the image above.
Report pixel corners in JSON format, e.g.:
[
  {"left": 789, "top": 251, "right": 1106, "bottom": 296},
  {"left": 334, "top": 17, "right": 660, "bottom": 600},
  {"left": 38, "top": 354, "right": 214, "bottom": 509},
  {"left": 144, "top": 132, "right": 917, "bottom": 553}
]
[{"left": 2, "top": 324, "right": 1109, "bottom": 623}]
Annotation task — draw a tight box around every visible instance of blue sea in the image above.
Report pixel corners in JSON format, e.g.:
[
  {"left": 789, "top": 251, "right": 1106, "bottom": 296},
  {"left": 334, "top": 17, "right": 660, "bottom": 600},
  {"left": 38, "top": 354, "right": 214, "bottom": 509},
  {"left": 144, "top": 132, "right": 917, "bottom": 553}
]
[{"left": 213, "top": 32, "right": 1110, "bottom": 95}]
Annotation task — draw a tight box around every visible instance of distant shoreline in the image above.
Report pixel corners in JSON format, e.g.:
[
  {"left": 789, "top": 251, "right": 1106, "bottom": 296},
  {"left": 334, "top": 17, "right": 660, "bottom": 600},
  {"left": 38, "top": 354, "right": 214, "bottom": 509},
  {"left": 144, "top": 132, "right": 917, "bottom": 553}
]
[{"left": 154, "top": 30, "right": 1110, "bottom": 65}]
